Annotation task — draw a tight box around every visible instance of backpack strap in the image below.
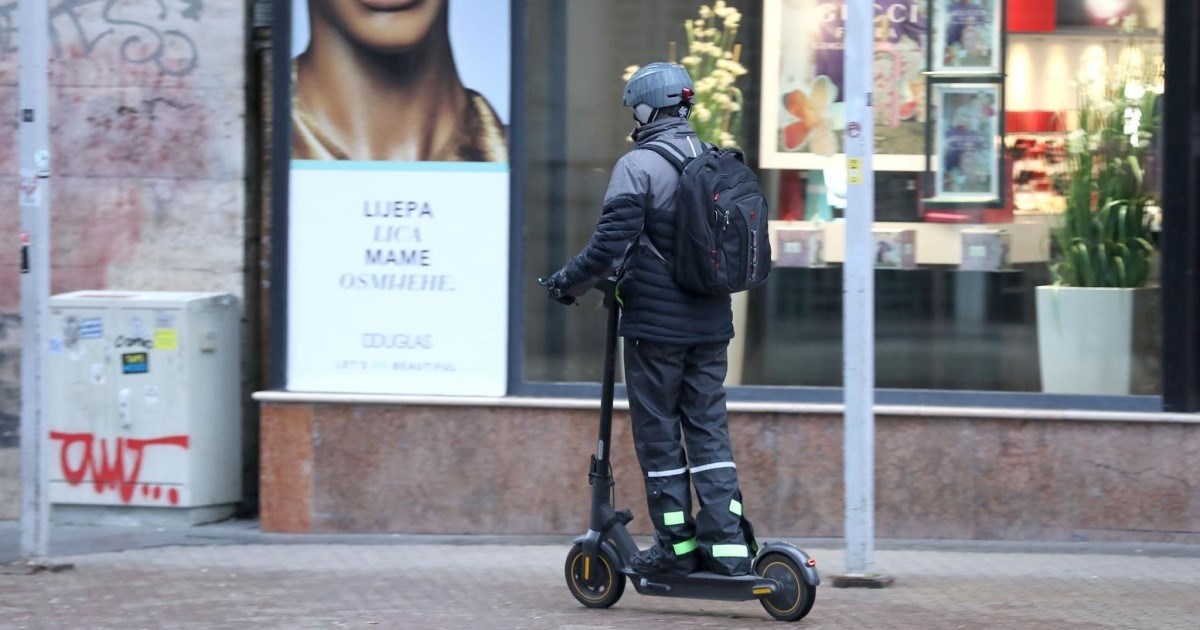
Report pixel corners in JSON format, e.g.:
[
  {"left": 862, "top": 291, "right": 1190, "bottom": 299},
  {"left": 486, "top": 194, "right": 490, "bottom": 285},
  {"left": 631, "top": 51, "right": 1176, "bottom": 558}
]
[
  {"left": 632, "top": 138, "right": 709, "bottom": 265},
  {"left": 641, "top": 140, "right": 690, "bottom": 172}
]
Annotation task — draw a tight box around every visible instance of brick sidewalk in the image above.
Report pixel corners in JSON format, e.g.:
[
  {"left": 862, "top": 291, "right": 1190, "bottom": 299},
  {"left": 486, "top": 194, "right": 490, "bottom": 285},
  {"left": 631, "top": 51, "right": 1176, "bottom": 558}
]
[{"left": 2, "top": 541, "right": 1198, "bottom": 629}]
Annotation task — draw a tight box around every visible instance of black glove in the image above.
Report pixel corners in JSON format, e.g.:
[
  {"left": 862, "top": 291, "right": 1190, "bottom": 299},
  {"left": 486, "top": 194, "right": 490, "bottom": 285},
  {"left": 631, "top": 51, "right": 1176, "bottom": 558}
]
[{"left": 537, "top": 273, "right": 576, "bottom": 306}]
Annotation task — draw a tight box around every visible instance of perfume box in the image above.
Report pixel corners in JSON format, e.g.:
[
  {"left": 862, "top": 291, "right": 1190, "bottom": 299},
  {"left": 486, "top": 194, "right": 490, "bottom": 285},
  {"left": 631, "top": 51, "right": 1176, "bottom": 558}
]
[
  {"left": 960, "top": 228, "right": 1011, "bottom": 271},
  {"left": 873, "top": 228, "right": 917, "bottom": 269},
  {"left": 774, "top": 228, "right": 825, "bottom": 268}
]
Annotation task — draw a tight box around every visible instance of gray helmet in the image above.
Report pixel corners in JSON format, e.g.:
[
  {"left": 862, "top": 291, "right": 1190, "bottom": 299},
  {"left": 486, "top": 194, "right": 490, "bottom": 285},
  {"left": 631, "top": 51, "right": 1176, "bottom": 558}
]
[{"left": 623, "top": 62, "right": 694, "bottom": 112}]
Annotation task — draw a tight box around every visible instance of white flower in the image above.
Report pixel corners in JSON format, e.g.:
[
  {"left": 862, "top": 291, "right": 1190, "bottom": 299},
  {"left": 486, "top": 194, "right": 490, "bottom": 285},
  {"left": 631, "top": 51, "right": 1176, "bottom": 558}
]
[
  {"left": 622, "top": 65, "right": 640, "bottom": 81},
  {"left": 681, "top": 55, "right": 701, "bottom": 67},
  {"left": 719, "top": 132, "right": 736, "bottom": 147},
  {"left": 699, "top": 5, "right": 712, "bottom": 18},
  {"left": 1124, "top": 82, "right": 1146, "bottom": 100}
]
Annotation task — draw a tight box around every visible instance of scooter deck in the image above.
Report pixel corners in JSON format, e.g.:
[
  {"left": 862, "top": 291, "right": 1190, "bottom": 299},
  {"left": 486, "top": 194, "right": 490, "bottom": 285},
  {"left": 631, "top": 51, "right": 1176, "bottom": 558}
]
[{"left": 624, "top": 569, "right": 778, "bottom": 602}]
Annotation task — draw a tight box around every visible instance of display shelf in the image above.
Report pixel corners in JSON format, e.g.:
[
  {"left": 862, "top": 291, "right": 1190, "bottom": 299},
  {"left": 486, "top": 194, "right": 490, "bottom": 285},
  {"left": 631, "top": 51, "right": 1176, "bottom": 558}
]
[
  {"left": 1007, "top": 27, "right": 1162, "bottom": 41},
  {"left": 768, "top": 217, "right": 1057, "bottom": 267}
]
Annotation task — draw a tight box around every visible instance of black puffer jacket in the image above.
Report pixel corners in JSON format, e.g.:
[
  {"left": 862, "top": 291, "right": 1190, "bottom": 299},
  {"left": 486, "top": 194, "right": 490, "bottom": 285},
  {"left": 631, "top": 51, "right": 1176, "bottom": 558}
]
[{"left": 555, "top": 117, "right": 734, "bottom": 344}]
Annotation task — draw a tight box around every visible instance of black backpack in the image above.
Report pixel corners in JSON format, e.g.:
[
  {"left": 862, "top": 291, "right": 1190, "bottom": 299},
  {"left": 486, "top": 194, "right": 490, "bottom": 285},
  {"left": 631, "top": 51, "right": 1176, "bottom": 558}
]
[{"left": 641, "top": 140, "right": 772, "bottom": 295}]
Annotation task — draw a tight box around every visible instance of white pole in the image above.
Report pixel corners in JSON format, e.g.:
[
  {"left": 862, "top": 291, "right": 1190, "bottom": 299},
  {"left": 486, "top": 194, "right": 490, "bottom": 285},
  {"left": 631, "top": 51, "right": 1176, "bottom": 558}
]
[
  {"left": 18, "top": 0, "right": 52, "bottom": 561},
  {"left": 841, "top": 0, "right": 878, "bottom": 580}
]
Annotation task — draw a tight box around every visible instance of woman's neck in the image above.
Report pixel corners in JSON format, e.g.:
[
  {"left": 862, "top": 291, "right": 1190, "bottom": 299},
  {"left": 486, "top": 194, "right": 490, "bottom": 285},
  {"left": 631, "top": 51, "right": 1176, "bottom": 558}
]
[{"left": 296, "top": 20, "right": 466, "bottom": 161}]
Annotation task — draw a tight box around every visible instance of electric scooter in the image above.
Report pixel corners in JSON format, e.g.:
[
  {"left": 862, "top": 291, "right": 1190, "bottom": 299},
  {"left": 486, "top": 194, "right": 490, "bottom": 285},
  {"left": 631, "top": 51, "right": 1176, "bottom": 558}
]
[{"left": 558, "top": 278, "right": 819, "bottom": 622}]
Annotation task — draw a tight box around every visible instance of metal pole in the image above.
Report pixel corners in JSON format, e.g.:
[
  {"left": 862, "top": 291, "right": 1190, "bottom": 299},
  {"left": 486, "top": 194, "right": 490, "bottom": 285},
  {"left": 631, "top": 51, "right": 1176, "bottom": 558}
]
[
  {"left": 836, "top": 0, "right": 888, "bottom": 587},
  {"left": 1162, "top": 0, "right": 1200, "bottom": 412},
  {"left": 18, "top": 0, "right": 52, "bottom": 561}
]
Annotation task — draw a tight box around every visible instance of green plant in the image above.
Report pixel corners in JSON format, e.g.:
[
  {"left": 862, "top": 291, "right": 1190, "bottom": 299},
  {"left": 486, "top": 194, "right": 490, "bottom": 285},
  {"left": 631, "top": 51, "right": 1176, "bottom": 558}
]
[
  {"left": 1050, "top": 23, "right": 1163, "bottom": 288},
  {"left": 622, "top": 1, "right": 747, "bottom": 148}
]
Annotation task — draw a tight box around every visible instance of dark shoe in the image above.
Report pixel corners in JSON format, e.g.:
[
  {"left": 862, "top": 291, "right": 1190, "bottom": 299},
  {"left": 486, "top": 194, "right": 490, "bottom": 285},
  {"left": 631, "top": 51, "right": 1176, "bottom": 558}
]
[{"left": 630, "top": 544, "right": 697, "bottom": 576}]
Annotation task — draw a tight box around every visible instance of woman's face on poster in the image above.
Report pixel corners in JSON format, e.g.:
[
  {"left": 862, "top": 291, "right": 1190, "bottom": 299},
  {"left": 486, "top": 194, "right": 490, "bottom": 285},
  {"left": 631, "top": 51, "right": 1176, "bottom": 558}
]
[{"left": 311, "top": 0, "right": 447, "bottom": 53}]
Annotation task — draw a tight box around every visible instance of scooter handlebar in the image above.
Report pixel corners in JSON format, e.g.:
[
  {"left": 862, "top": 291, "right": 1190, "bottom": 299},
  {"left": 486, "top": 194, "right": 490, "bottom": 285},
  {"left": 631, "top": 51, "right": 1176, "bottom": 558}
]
[{"left": 537, "top": 276, "right": 577, "bottom": 305}]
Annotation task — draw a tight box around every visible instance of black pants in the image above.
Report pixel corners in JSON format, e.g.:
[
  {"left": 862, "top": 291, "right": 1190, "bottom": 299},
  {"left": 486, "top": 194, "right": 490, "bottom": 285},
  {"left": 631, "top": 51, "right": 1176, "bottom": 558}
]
[{"left": 623, "top": 337, "right": 753, "bottom": 575}]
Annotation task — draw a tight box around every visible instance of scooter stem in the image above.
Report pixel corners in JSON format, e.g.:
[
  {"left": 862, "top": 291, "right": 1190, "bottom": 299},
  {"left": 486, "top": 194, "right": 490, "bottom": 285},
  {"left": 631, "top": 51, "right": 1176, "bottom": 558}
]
[{"left": 589, "top": 279, "right": 620, "bottom": 535}]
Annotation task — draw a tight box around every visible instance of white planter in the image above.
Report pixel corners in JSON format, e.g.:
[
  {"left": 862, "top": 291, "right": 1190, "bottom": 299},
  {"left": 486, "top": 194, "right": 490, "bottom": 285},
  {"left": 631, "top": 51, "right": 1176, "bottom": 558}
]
[{"left": 1036, "top": 286, "right": 1160, "bottom": 395}]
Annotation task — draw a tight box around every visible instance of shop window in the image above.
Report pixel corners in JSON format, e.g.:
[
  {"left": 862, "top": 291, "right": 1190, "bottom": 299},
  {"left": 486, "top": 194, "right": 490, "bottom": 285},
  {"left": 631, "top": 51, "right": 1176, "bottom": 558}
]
[{"left": 519, "top": 0, "right": 1165, "bottom": 398}]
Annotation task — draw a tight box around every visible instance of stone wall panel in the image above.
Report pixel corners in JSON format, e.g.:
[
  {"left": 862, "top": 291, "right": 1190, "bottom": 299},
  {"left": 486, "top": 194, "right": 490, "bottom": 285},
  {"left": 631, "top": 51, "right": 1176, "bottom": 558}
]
[{"left": 266, "top": 402, "right": 1200, "bottom": 545}]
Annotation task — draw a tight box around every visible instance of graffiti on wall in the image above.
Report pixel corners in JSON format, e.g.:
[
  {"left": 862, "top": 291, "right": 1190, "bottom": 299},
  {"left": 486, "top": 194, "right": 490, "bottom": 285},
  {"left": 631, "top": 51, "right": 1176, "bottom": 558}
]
[
  {"left": 0, "top": 0, "right": 203, "bottom": 76},
  {"left": 50, "top": 430, "right": 190, "bottom": 504}
]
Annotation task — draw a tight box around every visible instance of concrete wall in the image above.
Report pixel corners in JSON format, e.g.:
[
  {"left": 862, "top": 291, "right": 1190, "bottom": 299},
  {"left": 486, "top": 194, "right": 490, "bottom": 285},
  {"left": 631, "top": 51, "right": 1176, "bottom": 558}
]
[
  {"left": 260, "top": 402, "right": 1200, "bottom": 544},
  {"left": 0, "top": 1, "right": 248, "bottom": 518}
]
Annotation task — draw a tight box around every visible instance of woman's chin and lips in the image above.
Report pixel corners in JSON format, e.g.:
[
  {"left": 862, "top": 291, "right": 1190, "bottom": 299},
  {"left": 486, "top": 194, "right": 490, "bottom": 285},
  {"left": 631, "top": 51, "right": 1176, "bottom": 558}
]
[{"left": 312, "top": 0, "right": 446, "bottom": 53}]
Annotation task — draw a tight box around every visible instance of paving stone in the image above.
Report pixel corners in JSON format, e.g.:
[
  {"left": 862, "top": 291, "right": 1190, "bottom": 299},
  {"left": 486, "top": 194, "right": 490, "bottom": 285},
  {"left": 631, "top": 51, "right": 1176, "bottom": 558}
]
[{"left": 1, "top": 540, "right": 1198, "bottom": 629}]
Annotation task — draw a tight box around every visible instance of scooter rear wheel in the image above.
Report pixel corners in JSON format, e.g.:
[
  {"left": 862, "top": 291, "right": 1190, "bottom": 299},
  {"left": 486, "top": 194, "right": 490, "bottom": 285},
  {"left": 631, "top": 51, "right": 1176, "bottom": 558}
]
[
  {"left": 756, "top": 552, "right": 816, "bottom": 621},
  {"left": 564, "top": 543, "right": 626, "bottom": 609}
]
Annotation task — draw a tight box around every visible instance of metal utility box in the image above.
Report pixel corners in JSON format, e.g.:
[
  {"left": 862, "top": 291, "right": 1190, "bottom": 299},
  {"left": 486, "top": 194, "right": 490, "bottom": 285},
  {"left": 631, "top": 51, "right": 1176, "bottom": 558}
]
[{"left": 46, "top": 291, "right": 241, "bottom": 525}]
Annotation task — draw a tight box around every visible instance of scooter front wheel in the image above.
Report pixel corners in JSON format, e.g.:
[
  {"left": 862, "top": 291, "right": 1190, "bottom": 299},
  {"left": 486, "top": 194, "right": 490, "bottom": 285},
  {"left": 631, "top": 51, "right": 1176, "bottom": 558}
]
[
  {"left": 757, "top": 552, "right": 816, "bottom": 621},
  {"left": 564, "top": 543, "right": 626, "bottom": 609}
]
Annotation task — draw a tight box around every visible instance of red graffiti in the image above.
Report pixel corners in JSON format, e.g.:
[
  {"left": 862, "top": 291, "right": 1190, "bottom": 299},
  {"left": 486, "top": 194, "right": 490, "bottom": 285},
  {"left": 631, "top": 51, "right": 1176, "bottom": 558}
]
[{"left": 49, "top": 431, "right": 189, "bottom": 504}]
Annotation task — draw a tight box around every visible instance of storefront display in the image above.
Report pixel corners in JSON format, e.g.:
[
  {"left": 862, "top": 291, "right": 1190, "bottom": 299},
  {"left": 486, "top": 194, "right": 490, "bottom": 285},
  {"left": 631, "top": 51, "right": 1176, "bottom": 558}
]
[
  {"left": 759, "top": 0, "right": 927, "bottom": 170},
  {"left": 873, "top": 228, "right": 918, "bottom": 268},
  {"left": 932, "top": 0, "right": 1003, "bottom": 74},
  {"left": 508, "top": 0, "right": 1167, "bottom": 399},
  {"left": 960, "top": 228, "right": 1011, "bottom": 270},
  {"left": 775, "top": 227, "right": 827, "bottom": 268},
  {"left": 931, "top": 83, "right": 1003, "bottom": 202}
]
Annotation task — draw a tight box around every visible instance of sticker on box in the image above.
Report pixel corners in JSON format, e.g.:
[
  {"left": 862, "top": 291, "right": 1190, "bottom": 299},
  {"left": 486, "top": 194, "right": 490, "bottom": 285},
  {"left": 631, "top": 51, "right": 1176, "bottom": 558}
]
[
  {"left": 154, "top": 328, "right": 179, "bottom": 351},
  {"left": 79, "top": 317, "right": 103, "bottom": 340},
  {"left": 122, "top": 352, "right": 149, "bottom": 374}
]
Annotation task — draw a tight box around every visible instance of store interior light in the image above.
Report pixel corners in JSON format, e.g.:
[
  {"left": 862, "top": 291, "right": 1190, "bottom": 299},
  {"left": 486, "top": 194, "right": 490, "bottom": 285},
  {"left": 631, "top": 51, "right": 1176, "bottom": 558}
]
[{"left": 1085, "top": 0, "right": 1131, "bottom": 20}]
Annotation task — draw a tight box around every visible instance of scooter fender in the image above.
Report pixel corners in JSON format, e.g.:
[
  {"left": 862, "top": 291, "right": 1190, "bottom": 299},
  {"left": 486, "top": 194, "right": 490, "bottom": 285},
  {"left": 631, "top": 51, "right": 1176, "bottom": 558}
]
[
  {"left": 572, "top": 533, "right": 625, "bottom": 571},
  {"left": 754, "top": 541, "right": 821, "bottom": 587}
]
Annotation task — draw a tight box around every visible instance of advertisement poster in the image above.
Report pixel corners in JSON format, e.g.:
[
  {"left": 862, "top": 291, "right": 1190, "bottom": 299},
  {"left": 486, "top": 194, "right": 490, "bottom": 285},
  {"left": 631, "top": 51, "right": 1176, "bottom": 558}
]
[
  {"left": 932, "top": 0, "right": 1001, "bottom": 75},
  {"left": 933, "top": 84, "right": 1001, "bottom": 201},
  {"left": 287, "top": 1, "right": 511, "bottom": 396},
  {"left": 760, "top": 0, "right": 928, "bottom": 171}
]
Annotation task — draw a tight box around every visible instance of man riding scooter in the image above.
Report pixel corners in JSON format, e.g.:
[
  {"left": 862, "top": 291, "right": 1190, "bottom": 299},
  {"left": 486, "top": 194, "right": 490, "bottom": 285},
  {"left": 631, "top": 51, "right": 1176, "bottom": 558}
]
[{"left": 541, "top": 61, "right": 755, "bottom": 577}]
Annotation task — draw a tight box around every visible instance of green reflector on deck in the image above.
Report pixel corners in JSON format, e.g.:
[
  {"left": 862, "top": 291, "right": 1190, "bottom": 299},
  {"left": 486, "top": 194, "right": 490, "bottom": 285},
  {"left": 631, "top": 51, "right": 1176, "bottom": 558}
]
[
  {"left": 712, "top": 544, "right": 749, "bottom": 558},
  {"left": 663, "top": 511, "right": 686, "bottom": 526},
  {"left": 673, "top": 538, "right": 698, "bottom": 555}
]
